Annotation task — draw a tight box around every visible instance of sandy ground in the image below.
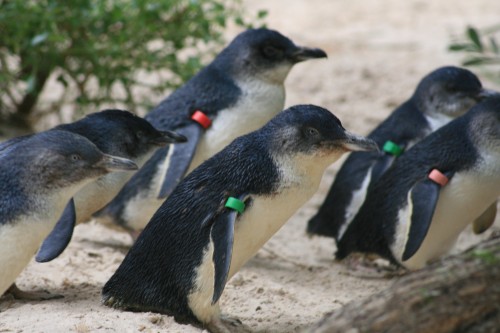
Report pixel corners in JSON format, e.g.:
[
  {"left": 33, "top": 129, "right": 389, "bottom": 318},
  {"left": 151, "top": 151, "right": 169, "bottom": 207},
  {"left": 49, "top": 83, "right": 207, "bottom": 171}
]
[{"left": 2, "top": 0, "right": 500, "bottom": 332}]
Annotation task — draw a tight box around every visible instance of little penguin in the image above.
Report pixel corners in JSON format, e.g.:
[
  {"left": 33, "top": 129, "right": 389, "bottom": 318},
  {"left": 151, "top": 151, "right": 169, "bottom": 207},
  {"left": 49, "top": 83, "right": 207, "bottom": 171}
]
[
  {"left": 94, "top": 28, "right": 327, "bottom": 235},
  {"left": 307, "top": 66, "right": 496, "bottom": 241},
  {"left": 0, "top": 130, "right": 138, "bottom": 300},
  {"left": 336, "top": 94, "right": 500, "bottom": 270},
  {"left": 102, "top": 104, "right": 378, "bottom": 333},
  {"left": 34, "top": 109, "right": 186, "bottom": 263}
]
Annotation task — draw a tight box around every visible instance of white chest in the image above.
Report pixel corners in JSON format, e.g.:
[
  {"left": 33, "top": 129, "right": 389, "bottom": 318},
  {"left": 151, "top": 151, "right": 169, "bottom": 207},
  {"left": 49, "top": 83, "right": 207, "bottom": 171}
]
[
  {"left": 425, "top": 113, "right": 455, "bottom": 133},
  {"left": 187, "top": 80, "right": 285, "bottom": 172}
]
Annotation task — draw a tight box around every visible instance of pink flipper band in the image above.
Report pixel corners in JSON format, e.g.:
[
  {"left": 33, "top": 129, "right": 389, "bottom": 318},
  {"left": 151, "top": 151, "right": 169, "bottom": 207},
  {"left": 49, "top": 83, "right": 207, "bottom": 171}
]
[{"left": 428, "top": 169, "right": 449, "bottom": 186}]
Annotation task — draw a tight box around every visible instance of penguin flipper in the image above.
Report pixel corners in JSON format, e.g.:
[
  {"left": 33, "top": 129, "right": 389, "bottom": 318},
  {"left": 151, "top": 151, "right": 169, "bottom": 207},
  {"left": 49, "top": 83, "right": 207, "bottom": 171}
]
[
  {"left": 210, "top": 194, "right": 250, "bottom": 305},
  {"left": 370, "top": 141, "right": 408, "bottom": 184},
  {"left": 472, "top": 201, "right": 497, "bottom": 234},
  {"left": 370, "top": 154, "right": 396, "bottom": 184},
  {"left": 158, "top": 124, "right": 203, "bottom": 198},
  {"left": 402, "top": 172, "right": 454, "bottom": 261},
  {"left": 36, "top": 199, "right": 76, "bottom": 262}
]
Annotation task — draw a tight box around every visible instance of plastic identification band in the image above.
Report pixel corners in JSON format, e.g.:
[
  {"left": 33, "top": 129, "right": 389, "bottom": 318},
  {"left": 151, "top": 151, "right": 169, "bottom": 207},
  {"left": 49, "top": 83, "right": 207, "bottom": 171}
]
[
  {"left": 428, "top": 169, "right": 449, "bottom": 186},
  {"left": 225, "top": 197, "right": 245, "bottom": 214},
  {"left": 382, "top": 140, "right": 404, "bottom": 157},
  {"left": 191, "top": 110, "right": 212, "bottom": 129}
]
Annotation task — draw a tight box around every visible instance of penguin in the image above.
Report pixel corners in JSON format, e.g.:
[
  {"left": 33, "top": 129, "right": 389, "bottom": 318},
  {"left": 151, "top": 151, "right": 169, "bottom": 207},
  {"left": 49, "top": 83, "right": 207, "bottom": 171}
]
[
  {"left": 34, "top": 109, "right": 186, "bottom": 263},
  {"left": 307, "top": 66, "right": 496, "bottom": 241},
  {"left": 102, "top": 104, "right": 378, "bottom": 333},
  {"left": 0, "top": 130, "right": 138, "bottom": 300},
  {"left": 336, "top": 95, "right": 500, "bottom": 270},
  {"left": 93, "top": 28, "right": 327, "bottom": 235}
]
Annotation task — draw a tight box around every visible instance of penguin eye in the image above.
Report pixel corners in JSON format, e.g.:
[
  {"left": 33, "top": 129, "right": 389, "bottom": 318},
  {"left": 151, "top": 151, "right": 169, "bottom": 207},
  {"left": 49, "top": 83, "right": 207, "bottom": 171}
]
[
  {"left": 262, "top": 45, "right": 283, "bottom": 60},
  {"left": 136, "top": 131, "right": 144, "bottom": 139},
  {"left": 71, "top": 154, "right": 82, "bottom": 161},
  {"left": 305, "top": 127, "right": 319, "bottom": 138}
]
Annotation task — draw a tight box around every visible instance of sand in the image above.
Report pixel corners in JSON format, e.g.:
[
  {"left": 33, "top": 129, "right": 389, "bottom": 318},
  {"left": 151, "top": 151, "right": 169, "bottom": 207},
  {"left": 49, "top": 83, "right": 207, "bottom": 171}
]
[{"left": 1, "top": 0, "right": 500, "bottom": 332}]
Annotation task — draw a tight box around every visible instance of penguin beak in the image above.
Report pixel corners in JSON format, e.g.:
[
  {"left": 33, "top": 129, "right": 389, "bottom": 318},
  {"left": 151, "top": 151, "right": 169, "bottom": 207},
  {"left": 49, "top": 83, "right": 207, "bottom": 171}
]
[
  {"left": 150, "top": 130, "right": 187, "bottom": 146},
  {"left": 98, "top": 154, "right": 138, "bottom": 171},
  {"left": 290, "top": 46, "right": 327, "bottom": 63},
  {"left": 477, "top": 88, "right": 500, "bottom": 101},
  {"left": 341, "top": 131, "right": 379, "bottom": 152}
]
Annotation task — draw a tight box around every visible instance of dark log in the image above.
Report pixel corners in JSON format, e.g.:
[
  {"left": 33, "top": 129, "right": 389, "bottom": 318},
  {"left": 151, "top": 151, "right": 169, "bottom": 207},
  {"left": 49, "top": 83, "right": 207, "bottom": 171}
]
[{"left": 306, "top": 236, "right": 500, "bottom": 333}]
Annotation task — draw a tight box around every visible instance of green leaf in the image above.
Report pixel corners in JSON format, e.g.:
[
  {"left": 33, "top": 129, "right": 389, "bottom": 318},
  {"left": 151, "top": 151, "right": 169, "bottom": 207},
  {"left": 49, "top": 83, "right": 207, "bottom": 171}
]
[
  {"left": 462, "top": 57, "right": 487, "bottom": 66},
  {"left": 467, "top": 26, "right": 483, "bottom": 51},
  {"left": 448, "top": 43, "right": 473, "bottom": 51},
  {"left": 56, "top": 73, "right": 68, "bottom": 88},
  {"left": 25, "top": 75, "right": 36, "bottom": 94},
  {"left": 470, "top": 249, "right": 500, "bottom": 264},
  {"left": 31, "top": 32, "right": 49, "bottom": 46}
]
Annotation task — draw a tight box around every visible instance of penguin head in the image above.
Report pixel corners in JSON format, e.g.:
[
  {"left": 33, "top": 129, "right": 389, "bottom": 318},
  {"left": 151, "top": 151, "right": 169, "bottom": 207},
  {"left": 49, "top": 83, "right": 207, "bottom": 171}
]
[
  {"left": 414, "top": 66, "right": 492, "bottom": 118},
  {"left": 266, "top": 105, "right": 378, "bottom": 166},
  {"left": 57, "top": 110, "right": 186, "bottom": 159},
  {"left": 20, "top": 130, "right": 138, "bottom": 191},
  {"left": 216, "top": 28, "right": 327, "bottom": 84}
]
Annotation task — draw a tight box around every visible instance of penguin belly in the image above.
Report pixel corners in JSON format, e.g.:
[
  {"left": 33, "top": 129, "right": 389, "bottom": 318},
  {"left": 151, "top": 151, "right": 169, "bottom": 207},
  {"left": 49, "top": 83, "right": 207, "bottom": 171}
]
[
  {"left": 401, "top": 166, "right": 500, "bottom": 269},
  {"left": 187, "top": 79, "right": 285, "bottom": 172},
  {"left": 0, "top": 217, "right": 55, "bottom": 295},
  {"left": 337, "top": 169, "right": 372, "bottom": 239}
]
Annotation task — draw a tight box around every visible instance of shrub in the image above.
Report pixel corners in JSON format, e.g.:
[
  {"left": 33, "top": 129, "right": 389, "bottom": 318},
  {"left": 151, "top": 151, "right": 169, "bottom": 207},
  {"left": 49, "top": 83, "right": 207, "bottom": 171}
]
[{"left": 0, "top": 0, "right": 267, "bottom": 131}]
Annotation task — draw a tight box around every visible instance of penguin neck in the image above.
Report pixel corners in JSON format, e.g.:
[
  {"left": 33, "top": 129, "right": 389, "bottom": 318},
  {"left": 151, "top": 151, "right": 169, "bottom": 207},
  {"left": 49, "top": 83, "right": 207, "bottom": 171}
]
[
  {"left": 28, "top": 178, "right": 94, "bottom": 222},
  {"left": 273, "top": 151, "right": 340, "bottom": 191},
  {"left": 238, "top": 63, "right": 294, "bottom": 86}
]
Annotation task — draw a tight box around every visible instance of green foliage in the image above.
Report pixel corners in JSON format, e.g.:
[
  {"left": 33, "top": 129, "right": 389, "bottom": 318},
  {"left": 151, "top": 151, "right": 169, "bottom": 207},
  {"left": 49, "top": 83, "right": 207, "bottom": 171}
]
[
  {"left": 0, "top": 0, "right": 267, "bottom": 129},
  {"left": 470, "top": 248, "right": 500, "bottom": 265},
  {"left": 449, "top": 24, "right": 500, "bottom": 84}
]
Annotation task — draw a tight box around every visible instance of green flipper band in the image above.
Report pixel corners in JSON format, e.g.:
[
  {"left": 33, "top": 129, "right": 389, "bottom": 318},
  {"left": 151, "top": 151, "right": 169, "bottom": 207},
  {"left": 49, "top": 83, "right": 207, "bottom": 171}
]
[
  {"left": 225, "top": 197, "right": 245, "bottom": 214},
  {"left": 383, "top": 140, "right": 404, "bottom": 157}
]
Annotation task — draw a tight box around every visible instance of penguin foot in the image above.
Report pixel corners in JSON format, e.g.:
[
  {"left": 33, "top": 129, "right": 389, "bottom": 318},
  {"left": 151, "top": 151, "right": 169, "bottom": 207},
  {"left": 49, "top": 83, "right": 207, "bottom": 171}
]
[
  {"left": 5, "top": 283, "right": 64, "bottom": 301},
  {"left": 206, "top": 315, "right": 249, "bottom": 333},
  {"left": 341, "top": 254, "right": 406, "bottom": 279}
]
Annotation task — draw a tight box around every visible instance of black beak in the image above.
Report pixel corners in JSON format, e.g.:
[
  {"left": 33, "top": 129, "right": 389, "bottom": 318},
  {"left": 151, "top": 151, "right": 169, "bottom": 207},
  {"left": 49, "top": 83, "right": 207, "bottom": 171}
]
[
  {"left": 477, "top": 88, "right": 500, "bottom": 101},
  {"left": 341, "top": 131, "right": 379, "bottom": 152},
  {"left": 97, "top": 154, "right": 138, "bottom": 171},
  {"left": 290, "top": 46, "right": 327, "bottom": 63},
  {"left": 150, "top": 130, "right": 187, "bottom": 146}
]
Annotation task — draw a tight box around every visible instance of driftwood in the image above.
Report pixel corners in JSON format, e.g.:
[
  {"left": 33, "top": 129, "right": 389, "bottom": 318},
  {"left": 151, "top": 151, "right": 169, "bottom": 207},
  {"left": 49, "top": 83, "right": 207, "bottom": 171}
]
[{"left": 306, "top": 236, "right": 500, "bottom": 333}]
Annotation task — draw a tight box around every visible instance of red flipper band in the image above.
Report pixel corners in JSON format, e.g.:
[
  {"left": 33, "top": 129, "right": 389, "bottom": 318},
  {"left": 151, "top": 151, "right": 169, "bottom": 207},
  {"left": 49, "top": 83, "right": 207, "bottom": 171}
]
[{"left": 191, "top": 110, "right": 211, "bottom": 129}]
